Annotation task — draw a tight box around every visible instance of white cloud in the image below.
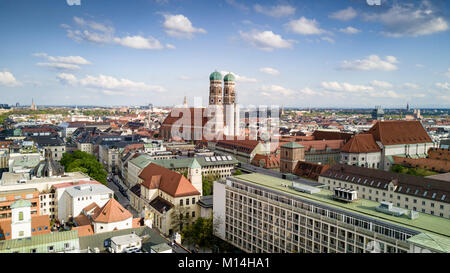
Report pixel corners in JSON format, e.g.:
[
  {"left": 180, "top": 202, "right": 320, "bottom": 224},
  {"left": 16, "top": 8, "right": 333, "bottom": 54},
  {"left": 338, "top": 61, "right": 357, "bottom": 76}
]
[
  {"left": 166, "top": 43, "right": 176, "bottom": 49},
  {"left": 286, "top": 17, "right": 326, "bottom": 35},
  {"left": 220, "top": 71, "right": 257, "bottom": 83},
  {"left": 445, "top": 68, "right": 450, "bottom": 78},
  {"left": 0, "top": 71, "right": 22, "bottom": 87},
  {"left": 321, "top": 37, "right": 335, "bottom": 44},
  {"left": 363, "top": 1, "right": 449, "bottom": 37},
  {"left": 254, "top": 4, "right": 295, "bottom": 18},
  {"left": 66, "top": 0, "right": 80, "bottom": 6},
  {"left": 340, "top": 55, "right": 398, "bottom": 71},
  {"left": 34, "top": 53, "right": 91, "bottom": 71},
  {"left": 240, "top": 30, "right": 295, "bottom": 51},
  {"left": 369, "top": 90, "right": 403, "bottom": 98},
  {"left": 321, "top": 82, "right": 374, "bottom": 92},
  {"left": 65, "top": 17, "right": 164, "bottom": 50},
  {"left": 226, "top": 0, "right": 249, "bottom": 12},
  {"left": 162, "top": 14, "right": 206, "bottom": 39},
  {"left": 403, "top": 82, "right": 420, "bottom": 89},
  {"left": 259, "top": 67, "right": 280, "bottom": 75},
  {"left": 261, "top": 85, "right": 295, "bottom": 96},
  {"left": 370, "top": 80, "right": 393, "bottom": 88},
  {"left": 56, "top": 73, "right": 78, "bottom": 86},
  {"left": 57, "top": 73, "right": 165, "bottom": 94},
  {"left": 36, "top": 62, "right": 81, "bottom": 71},
  {"left": 339, "top": 26, "right": 361, "bottom": 34},
  {"left": 47, "top": 55, "right": 91, "bottom": 65},
  {"left": 329, "top": 7, "right": 357, "bottom": 21},
  {"left": 113, "top": 36, "right": 163, "bottom": 50},
  {"left": 436, "top": 82, "right": 450, "bottom": 90}
]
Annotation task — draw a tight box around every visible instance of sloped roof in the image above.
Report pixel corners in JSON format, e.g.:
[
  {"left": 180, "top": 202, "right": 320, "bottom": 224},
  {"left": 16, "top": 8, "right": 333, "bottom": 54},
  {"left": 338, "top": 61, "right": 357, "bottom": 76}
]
[
  {"left": 293, "top": 161, "right": 330, "bottom": 181},
  {"left": 368, "top": 120, "right": 432, "bottom": 145},
  {"left": 282, "top": 142, "right": 304, "bottom": 149},
  {"left": 341, "top": 134, "right": 381, "bottom": 153},
  {"left": 91, "top": 199, "right": 133, "bottom": 223},
  {"left": 161, "top": 107, "right": 208, "bottom": 126},
  {"left": 139, "top": 163, "right": 200, "bottom": 197}
]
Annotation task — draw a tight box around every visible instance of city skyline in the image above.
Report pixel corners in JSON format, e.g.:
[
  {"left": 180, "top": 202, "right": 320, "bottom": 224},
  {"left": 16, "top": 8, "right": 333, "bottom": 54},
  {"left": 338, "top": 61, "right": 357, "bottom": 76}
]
[{"left": 1, "top": 0, "right": 450, "bottom": 107}]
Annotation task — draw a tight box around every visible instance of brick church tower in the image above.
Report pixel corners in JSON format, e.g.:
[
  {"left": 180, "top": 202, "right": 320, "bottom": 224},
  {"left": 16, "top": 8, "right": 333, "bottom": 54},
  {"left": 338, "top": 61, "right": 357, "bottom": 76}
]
[{"left": 280, "top": 142, "right": 305, "bottom": 173}]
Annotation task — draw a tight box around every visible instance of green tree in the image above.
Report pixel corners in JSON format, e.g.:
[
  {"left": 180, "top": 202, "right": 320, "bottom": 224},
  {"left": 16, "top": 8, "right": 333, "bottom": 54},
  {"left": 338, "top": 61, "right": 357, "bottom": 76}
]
[
  {"left": 60, "top": 151, "right": 107, "bottom": 185},
  {"left": 171, "top": 205, "right": 192, "bottom": 233},
  {"left": 233, "top": 169, "right": 243, "bottom": 176},
  {"left": 202, "top": 172, "right": 219, "bottom": 196}
]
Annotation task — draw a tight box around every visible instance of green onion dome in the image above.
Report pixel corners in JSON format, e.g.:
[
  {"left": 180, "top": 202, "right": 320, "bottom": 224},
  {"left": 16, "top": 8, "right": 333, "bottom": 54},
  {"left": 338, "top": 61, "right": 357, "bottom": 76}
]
[
  {"left": 224, "top": 73, "right": 235, "bottom": 82},
  {"left": 209, "top": 71, "right": 222, "bottom": 81}
]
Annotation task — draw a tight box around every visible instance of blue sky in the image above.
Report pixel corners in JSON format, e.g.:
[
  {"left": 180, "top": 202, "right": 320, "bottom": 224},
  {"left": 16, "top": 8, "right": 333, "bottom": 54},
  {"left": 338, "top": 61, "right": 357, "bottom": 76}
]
[{"left": 0, "top": 0, "right": 449, "bottom": 108}]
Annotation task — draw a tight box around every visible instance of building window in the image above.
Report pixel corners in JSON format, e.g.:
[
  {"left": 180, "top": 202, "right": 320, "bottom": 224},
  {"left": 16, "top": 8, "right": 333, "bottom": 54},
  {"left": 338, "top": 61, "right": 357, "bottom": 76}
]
[
  {"left": 19, "top": 212, "right": 23, "bottom": 221},
  {"left": 48, "top": 246, "right": 54, "bottom": 252},
  {"left": 19, "top": 231, "right": 24, "bottom": 237},
  {"left": 192, "top": 197, "right": 196, "bottom": 204},
  {"left": 65, "top": 243, "right": 70, "bottom": 249},
  {"left": 180, "top": 199, "right": 183, "bottom": 206},
  {"left": 31, "top": 249, "right": 37, "bottom": 253},
  {"left": 192, "top": 211, "right": 195, "bottom": 217},
  {"left": 186, "top": 198, "right": 190, "bottom": 206}
]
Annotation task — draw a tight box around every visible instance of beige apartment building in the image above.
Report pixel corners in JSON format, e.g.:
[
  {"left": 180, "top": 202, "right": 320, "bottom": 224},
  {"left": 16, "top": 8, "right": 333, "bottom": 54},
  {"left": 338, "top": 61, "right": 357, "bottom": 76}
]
[
  {"left": 213, "top": 173, "right": 450, "bottom": 253},
  {"left": 318, "top": 164, "right": 449, "bottom": 219},
  {"left": 129, "top": 163, "right": 201, "bottom": 236}
]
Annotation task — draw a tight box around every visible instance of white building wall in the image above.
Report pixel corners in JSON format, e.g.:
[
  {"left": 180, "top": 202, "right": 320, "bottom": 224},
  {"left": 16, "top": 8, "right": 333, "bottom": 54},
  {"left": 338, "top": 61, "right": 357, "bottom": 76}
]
[
  {"left": 213, "top": 180, "right": 226, "bottom": 240},
  {"left": 93, "top": 217, "right": 133, "bottom": 233}
]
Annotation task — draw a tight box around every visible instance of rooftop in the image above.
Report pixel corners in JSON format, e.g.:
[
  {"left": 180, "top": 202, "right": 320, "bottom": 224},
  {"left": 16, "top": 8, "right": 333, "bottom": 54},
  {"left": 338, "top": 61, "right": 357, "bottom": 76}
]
[
  {"left": 65, "top": 183, "right": 113, "bottom": 198},
  {"left": 1, "top": 171, "right": 90, "bottom": 187},
  {"left": 0, "top": 230, "right": 78, "bottom": 252},
  {"left": 231, "top": 173, "right": 450, "bottom": 238}
]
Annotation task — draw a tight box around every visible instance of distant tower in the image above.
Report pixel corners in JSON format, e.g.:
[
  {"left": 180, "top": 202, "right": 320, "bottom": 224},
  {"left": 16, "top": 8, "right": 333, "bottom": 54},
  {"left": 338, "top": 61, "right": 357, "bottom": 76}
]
[
  {"left": 280, "top": 142, "right": 305, "bottom": 174},
  {"left": 183, "top": 96, "right": 188, "bottom": 108},
  {"left": 30, "top": 98, "right": 37, "bottom": 110},
  {"left": 187, "top": 158, "right": 202, "bottom": 196},
  {"left": 209, "top": 71, "right": 223, "bottom": 105},
  {"left": 406, "top": 102, "right": 410, "bottom": 112},
  {"left": 223, "top": 73, "right": 239, "bottom": 136},
  {"left": 207, "top": 71, "right": 224, "bottom": 138}
]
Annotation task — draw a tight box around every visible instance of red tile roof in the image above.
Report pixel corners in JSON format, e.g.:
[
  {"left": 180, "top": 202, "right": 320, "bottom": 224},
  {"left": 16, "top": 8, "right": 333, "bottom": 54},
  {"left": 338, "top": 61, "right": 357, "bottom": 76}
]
[
  {"left": 139, "top": 163, "right": 200, "bottom": 197},
  {"left": 368, "top": 120, "right": 432, "bottom": 145},
  {"left": 251, "top": 153, "right": 280, "bottom": 169},
  {"left": 341, "top": 134, "right": 381, "bottom": 153},
  {"left": 72, "top": 225, "right": 94, "bottom": 237},
  {"left": 92, "top": 198, "right": 133, "bottom": 223},
  {"left": 161, "top": 107, "right": 208, "bottom": 126},
  {"left": 293, "top": 161, "right": 330, "bottom": 181}
]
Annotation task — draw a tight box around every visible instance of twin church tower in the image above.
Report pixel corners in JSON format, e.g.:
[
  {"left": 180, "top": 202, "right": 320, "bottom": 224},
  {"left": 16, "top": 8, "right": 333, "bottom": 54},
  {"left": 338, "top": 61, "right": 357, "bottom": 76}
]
[{"left": 208, "top": 71, "right": 240, "bottom": 137}]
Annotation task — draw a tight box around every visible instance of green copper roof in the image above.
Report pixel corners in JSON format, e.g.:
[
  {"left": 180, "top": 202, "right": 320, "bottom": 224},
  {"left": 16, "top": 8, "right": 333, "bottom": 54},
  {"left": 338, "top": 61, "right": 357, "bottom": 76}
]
[
  {"left": 209, "top": 71, "right": 222, "bottom": 81},
  {"left": 188, "top": 158, "right": 201, "bottom": 169},
  {"left": 407, "top": 232, "right": 450, "bottom": 253},
  {"left": 223, "top": 73, "right": 235, "bottom": 82},
  {"left": 282, "top": 142, "right": 304, "bottom": 149},
  {"left": 10, "top": 199, "right": 32, "bottom": 209}
]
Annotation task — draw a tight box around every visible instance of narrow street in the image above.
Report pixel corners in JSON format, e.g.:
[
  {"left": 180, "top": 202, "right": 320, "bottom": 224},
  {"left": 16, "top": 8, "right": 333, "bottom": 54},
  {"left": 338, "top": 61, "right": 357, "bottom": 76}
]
[{"left": 106, "top": 175, "right": 140, "bottom": 218}]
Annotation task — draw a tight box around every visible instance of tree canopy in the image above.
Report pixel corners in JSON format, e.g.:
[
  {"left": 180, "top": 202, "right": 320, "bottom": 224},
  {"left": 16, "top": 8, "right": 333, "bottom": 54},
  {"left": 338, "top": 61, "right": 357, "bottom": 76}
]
[{"left": 60, "top": 151, "right": 107, "bottom": 185}]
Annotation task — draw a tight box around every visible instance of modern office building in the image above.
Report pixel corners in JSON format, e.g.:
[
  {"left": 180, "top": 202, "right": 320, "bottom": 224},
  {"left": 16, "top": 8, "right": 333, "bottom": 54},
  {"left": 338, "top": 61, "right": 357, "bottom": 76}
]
[{"left": 213, "top": 173, "right": 450, "bottom": 253}]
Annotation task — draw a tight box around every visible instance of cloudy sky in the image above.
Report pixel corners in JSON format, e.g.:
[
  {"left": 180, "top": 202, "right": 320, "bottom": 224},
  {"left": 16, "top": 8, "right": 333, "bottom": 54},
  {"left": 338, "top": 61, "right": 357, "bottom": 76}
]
[{"left": 0, "top": 0, "right": 449, "bottom": 108}]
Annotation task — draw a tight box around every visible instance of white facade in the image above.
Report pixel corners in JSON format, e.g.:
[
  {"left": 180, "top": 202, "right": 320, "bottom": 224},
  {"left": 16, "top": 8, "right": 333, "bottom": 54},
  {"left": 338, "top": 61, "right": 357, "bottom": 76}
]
[
  {"left": 11, "top": 204, "right": 32, "bottom": 239},
  {"left": 213, "top": 180, "right": 226, "bottom": 240},
  {"left": 341, "top": 152, "right": 381, "bottom": 169},
  {"left": 93, "top": 217, "right": 133, "bottom": 234},
  {"left": 58, "top": 184, "right": 113, "bottom": 221}
]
